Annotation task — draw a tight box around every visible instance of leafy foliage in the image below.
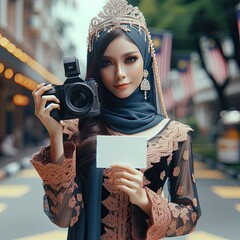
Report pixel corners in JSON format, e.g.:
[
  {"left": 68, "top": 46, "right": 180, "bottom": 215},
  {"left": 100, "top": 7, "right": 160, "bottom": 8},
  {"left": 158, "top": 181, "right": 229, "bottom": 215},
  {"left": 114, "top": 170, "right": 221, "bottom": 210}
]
[
  {"left": 137, "top": 0, "right": 239, "bottom": 51},
  {"left": 139, "top": 0, "right": 236, "bottom": 32}
]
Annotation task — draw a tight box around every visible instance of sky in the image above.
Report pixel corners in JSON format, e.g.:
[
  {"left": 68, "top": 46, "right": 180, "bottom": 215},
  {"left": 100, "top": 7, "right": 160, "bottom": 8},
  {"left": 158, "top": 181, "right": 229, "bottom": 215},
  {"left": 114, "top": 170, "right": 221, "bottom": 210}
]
[{"left": 65, "top": 0, "right": 108, "bottom": 76}]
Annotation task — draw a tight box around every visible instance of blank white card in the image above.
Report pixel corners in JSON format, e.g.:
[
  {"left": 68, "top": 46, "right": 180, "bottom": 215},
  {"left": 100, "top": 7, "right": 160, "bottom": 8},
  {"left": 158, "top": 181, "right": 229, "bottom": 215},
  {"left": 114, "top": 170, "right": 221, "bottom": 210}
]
[{"left": 96, "top": 135, "right": 147, "bottom": 168}]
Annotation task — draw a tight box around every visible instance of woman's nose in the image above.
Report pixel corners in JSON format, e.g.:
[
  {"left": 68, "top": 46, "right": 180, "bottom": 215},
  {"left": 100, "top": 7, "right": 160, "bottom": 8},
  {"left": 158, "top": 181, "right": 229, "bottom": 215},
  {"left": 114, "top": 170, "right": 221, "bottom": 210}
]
[{"left": 114, "top": 65, "right": 126, "bottom": 81}]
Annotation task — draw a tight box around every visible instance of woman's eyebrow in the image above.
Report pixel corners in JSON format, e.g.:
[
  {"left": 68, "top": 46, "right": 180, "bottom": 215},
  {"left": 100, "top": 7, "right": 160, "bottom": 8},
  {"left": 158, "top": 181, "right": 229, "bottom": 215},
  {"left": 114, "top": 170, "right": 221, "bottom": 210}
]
[{"left": 102, "top": 51, "right": 139, "bottom": 59}]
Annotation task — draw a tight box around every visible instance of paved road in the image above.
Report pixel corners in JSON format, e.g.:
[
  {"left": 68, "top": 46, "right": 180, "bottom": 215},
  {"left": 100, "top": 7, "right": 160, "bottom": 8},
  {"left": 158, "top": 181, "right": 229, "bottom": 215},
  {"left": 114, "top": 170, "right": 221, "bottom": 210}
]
[{"left": 0, "top": 157, "right": 239, "bottom": 240}]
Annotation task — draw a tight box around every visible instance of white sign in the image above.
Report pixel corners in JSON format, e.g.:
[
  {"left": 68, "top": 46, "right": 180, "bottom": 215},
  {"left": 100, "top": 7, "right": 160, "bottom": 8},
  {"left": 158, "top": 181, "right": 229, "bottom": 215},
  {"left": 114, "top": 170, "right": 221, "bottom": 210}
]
[
  {"left": 96, "top": 135, "right": 147, "bottom": 168},
  {"left": 217, "top": 138, "right": 240, "bottom": 163}
]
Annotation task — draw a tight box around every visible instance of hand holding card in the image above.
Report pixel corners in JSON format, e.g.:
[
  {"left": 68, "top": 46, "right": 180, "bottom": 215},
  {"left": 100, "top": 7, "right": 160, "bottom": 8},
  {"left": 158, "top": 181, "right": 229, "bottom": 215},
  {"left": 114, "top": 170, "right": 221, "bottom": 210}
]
[{"left": 96, "top": 135, "right": 147, "bottom": 168}]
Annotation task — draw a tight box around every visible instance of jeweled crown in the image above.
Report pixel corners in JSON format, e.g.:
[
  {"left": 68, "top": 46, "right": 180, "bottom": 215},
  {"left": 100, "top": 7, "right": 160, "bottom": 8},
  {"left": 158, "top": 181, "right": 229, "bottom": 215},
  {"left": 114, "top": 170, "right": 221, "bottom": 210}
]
[{"left": 87, "top": 0, "right": 148, "bottom": 52}]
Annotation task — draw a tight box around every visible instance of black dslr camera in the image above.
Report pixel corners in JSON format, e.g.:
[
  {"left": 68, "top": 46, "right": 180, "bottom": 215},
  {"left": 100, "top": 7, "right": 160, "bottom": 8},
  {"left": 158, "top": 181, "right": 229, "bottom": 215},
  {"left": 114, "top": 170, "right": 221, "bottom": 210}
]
[{"left": 43, "top": 56, "right": 100, "bottom": 121}]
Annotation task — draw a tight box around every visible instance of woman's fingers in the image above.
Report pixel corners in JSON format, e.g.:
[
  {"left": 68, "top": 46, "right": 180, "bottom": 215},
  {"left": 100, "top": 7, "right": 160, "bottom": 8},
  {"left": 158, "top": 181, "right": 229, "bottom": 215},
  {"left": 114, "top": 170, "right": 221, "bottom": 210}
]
[
  {"left": 114, "top": 184, "right": 136, "bottom": 196},
  {"left": 111, "top": 163, "right": 140, "bottom": 175},
  {"left": 32, "top": 83, "right": 52, "bottom": 96},
  {"left": 111, "top": 171, "right": 132, "bottom": 180},
  {"left": 42, "top": 95, "right": 60, "bottom": 104},
  {"left": 111, "top": 171, "right": 142, "bottom": 186},
  {"left": 32, "top": 83, "right": 60, "bottom": 117},
  {"left": 109, "top": 170, "right": 146, "bottom": 206},
  {"left": 112, "top": 177, "right": 141, "bottom": 192},
  {"left": 109, "top": 165, "right": 144, "bottom": 191},
  {"left": 107, "top": 164, "right": 148, "bottom": 207},
  {"left": 32, "top": 84, "right": 63, "bottom": 137},
  {"left": 32, "top": 83, "right": 45, "bottom": 94},
  {"left": 45, "top": 102, "right": 60, "bottom": 111},
  {"left": 110, "top": 164, "right": 143, "bottom": 184}
]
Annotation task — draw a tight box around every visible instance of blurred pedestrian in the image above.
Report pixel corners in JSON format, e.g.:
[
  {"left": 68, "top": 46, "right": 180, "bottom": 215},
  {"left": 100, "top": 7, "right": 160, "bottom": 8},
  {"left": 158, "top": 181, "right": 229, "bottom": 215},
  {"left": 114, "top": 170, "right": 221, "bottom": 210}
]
[{"left": 0, "top": 133, "right": 18, "bottom": 157}]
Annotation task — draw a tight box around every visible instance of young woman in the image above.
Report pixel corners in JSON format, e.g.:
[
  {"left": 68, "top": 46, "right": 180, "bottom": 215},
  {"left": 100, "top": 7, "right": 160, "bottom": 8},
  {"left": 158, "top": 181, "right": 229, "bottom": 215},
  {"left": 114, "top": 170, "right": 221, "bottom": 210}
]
[{"left": 31, "top": 0, "right": 201, "bottom": 239}]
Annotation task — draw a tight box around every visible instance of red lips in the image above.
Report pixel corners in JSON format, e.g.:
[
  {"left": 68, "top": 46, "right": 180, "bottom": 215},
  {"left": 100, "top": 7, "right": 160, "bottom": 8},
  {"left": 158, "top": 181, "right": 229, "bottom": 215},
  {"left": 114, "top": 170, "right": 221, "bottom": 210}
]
[{"left": 114, "top": 83, "right": 130, "bottom": 89}]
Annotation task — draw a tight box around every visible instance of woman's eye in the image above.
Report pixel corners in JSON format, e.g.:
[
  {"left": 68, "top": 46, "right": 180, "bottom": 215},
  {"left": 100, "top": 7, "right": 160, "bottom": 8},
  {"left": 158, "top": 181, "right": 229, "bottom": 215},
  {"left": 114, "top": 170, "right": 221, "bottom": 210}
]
[
  {"left": 125, "top": 56, "right": 138, "bottom": 63},
  {"left": 101, "top": 59, "right": 112, "bottom": 67}
]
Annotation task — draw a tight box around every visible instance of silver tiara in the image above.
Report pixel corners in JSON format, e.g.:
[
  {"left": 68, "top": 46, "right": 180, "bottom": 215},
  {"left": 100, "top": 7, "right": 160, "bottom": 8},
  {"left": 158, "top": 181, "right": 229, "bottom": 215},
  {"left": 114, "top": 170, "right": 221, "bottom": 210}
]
[{"left": 87, "top": 0, "right": 149, "bottom": 52}]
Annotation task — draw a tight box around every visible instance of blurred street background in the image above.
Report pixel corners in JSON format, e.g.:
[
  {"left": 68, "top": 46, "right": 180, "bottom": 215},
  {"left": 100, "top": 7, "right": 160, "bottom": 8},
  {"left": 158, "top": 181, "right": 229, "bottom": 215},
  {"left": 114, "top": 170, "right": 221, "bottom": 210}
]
[
  {"left": 1, "top": 155, "right": 240, "bottom": 240},
  {"left": 0, "top": 0, "right": 240, "bottom": 239}
]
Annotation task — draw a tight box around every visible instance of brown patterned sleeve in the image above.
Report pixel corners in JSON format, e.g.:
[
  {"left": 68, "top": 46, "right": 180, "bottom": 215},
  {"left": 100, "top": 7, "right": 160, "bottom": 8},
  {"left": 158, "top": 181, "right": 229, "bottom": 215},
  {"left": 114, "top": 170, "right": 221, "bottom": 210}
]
[
  {"left": 61, "top": 119, "right": 79, "bottom": 139},
  {"left": 31, "top": 141, "right": 83, "bottom": 228},
  {"left": 145, "top": 133, "right": 201, "bottom": 239}
]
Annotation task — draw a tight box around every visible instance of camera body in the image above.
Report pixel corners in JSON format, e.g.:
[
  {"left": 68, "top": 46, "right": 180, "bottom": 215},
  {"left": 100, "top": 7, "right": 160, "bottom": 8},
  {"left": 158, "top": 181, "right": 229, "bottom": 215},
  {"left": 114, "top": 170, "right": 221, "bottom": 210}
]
[{"left": 43, "top": 56, "right": 100, "bottom": 121}]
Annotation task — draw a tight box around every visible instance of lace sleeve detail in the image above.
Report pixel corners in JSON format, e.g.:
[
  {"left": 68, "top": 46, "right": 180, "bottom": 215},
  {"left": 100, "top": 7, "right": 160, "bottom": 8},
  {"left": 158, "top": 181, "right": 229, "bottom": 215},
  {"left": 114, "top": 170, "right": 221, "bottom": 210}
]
[
  {"left": 145, "top": 187, "right": 199, "bottom": 239},
  {"left": 32, "top": 156, "right": 75, "bottom": 190},
  {"left": 144, "top": 133, "right": 201, "bottom": 239},
  {"left": 31, "top": 141, "right": 84, "bottom": 227},
  {"left": 61, "top": 119, "right": 79, "bottom": 139}
]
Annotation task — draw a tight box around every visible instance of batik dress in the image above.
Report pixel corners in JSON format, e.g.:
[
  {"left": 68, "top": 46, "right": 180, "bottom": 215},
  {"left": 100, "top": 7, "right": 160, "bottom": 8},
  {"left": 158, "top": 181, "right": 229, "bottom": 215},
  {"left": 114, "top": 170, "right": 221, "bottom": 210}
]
[{"left": 31, "top": 118, "right": 201, "bottom": 240}]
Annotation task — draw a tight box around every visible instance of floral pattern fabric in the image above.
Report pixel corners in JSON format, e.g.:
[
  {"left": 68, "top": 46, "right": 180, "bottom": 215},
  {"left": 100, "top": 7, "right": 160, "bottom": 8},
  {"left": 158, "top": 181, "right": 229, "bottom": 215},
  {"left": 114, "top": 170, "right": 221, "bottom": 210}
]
[{"left": 31, "top": 119, "right": 201, "bottom": 239}]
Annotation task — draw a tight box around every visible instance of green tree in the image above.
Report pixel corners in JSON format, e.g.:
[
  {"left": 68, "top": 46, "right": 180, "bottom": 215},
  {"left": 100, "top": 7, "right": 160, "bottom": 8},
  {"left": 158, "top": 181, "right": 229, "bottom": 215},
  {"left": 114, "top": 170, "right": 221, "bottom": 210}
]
[{"left": 136, "top": 0, "right": 240, "bottom": 114}]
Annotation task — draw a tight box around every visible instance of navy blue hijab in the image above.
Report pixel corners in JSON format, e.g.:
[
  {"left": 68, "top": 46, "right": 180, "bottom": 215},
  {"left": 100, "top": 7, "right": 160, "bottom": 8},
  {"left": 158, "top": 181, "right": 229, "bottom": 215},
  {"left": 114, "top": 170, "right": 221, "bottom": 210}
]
[
  {"left": 67, "top": 26, "right": 166, "bottom": 240},
  {"left": 87, "top": 26, "right": 164, "bottom": 134}
]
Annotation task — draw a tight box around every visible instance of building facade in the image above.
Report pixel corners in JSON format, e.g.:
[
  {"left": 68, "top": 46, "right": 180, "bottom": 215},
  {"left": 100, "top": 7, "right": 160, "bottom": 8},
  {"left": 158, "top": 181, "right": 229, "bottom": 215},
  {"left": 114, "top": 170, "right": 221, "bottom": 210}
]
[{"left": 0, "top": 0, "right": 76, "bottom": 153}]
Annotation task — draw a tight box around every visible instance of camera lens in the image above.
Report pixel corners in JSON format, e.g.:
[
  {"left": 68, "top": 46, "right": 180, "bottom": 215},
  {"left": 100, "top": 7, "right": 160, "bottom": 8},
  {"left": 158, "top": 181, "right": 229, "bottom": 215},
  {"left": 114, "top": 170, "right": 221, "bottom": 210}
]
[{"left": 65, "top": 83, "right": 94, "bottom": 114}]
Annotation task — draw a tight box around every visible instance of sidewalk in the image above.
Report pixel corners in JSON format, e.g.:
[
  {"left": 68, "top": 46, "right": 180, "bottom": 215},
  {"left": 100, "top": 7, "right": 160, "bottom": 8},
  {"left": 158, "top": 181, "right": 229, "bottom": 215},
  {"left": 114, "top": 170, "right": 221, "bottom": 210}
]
[
  {"left": 0, "top": 145, "right": 42, "bottom": 181},
  {"left": 194, "top": 152, "right": 240, "bottom": 181}
]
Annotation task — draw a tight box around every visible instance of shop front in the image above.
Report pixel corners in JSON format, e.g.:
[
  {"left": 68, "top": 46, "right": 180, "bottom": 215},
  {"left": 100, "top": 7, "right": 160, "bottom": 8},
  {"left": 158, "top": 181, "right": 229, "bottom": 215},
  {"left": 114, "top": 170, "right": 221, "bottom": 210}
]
[{"left": 0, "top": 32, "right": 61, "bottom": 154}]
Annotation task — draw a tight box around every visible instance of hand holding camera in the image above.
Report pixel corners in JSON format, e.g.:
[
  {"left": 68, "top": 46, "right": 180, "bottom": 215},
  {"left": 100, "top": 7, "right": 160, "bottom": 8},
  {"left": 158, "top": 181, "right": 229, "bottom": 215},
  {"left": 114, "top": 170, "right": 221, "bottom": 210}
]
[{"left": 42, "top": 56, "right": 100, "bottom": 121}]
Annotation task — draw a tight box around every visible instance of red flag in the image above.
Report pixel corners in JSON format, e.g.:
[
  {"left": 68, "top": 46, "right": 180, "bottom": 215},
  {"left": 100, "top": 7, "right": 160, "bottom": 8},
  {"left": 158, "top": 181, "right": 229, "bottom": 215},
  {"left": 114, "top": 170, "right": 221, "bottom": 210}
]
[
  {"left": 177, "top": 56, "right": 195, "bottom": 99},
  {"left": 201, "top": 37, "right": 229, "bottom": 85},
  {"left": 151, "top": 31, "right": 172, "bottom": 83},
  {"left": 163, "top": 86, "right": 174, "bottom": 111}
]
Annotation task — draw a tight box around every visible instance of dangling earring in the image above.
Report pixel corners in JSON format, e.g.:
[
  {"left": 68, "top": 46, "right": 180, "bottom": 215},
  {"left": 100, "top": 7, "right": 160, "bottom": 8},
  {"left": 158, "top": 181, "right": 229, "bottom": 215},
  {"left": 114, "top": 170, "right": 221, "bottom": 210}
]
[{"left": 140, "top": 69, "right": 151, "bottom": 100}]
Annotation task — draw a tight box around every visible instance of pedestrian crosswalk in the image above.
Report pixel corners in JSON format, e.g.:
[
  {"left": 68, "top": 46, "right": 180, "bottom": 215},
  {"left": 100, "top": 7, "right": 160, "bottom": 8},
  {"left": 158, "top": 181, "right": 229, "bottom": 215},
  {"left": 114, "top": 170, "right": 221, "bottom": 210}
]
[
  {"left": 194, "top": 161, "right": 226, "bottom": 179},
  {"left": 14, "top": 230, "right": 67, "bottom": 240},
  {"left": 0, "top": 161, "right": 239, "bottom": 240},
  {"left": 18, "top": 168, "right": 39, "bottom": 178},
  {"left": 13, "top": 230, "right": 231, "bottom": 240},
  {"left": 211, "top": 186, "right": 240, "bottom": 198},
  {"left": 0, "top": 185, "right": 30, "bottom": 198},
  {"left": 186, "top": 231, "right": 230, "bottom": 240}
]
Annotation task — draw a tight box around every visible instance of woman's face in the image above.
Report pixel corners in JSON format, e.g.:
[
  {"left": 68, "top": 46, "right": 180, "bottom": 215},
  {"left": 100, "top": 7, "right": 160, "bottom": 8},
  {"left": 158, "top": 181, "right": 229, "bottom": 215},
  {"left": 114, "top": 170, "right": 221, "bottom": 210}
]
[{"left": 99, "top": 36, "right": 144, "bottom": 99}]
